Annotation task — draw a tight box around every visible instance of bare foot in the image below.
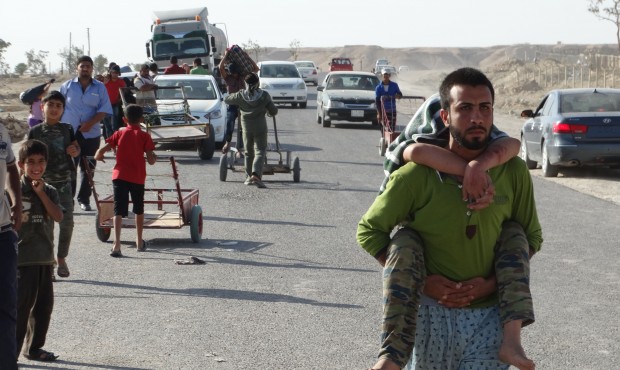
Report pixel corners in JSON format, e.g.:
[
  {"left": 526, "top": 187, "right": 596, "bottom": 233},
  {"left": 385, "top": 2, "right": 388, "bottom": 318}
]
[
  {"left": 369, "top": 357, "right": 401, "bottom": 370},
  {"left": 499, "top": 341, "right": 535, "bottom": 370}
]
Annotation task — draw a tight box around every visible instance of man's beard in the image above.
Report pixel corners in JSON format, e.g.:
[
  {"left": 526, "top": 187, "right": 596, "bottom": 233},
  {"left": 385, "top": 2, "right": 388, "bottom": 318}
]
[{"left": 448, "top": 122, "right": 490, "bottom": 150}]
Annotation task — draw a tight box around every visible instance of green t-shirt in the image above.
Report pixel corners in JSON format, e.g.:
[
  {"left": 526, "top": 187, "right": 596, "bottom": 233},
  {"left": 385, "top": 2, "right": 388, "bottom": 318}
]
[
  {"left": 28, "top": 122, "right": 76, "bottom": 185},
  {"left": 18, "top": 177, "right": 60, "bottom": 266},
  {"left": 189, "top": 66, "right": 211, "bottom": 75},
  {"left": 357, "top": 157, "right": 543, "bottom": 307}
]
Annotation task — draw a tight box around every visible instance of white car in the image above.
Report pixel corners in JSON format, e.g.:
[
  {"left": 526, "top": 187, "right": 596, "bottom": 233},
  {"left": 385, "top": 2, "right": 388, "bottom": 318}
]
[
  {"left": 257, "top": 61, "right": 308, "bottom": 108},
  {"left": 294, "top": 60, "right": 319, "bottom": 86},
  {"left": 153, "top": 74, "right": 227, "bottom": 157},
  {"left": 316, "top": 71, "right": 380, "bottom": 127}
]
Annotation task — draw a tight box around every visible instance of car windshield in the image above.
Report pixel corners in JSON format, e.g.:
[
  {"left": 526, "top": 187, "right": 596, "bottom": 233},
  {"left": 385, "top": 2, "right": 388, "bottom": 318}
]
[
  {"left": 155, "top": 79, "right": 218, "bottom": 100},
  {"left": 260, "top": 65, "right": 301, "bottom": 78},
  {"left": 295, "top": 62, "right": 314, "bottom": 68},
  {"left": 561, "top": 91, "right": 620, "bottom": 113},
  {"left": 326, "top": 75, "right": 379, "bottom": 91}
]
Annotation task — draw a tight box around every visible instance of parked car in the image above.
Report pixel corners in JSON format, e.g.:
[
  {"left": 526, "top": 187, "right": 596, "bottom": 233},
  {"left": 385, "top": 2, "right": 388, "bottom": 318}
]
[
  {"left": 398, "top": 65, "right": 410, "bottom": 73},
  {"left": 329, "top": 57, "right": 353, "bottom": 72},
  {"left": 294, "top": 60, "right": 319, "bottom": 86},
  {"left": 316, "top": 71, "right": 380, "bottom": 127},
  {"left": 257, "top": 61, "right": 308, "bottom": 108},
  {"left": 153, "top": 74, "right": 227, "bottom": 155},
  {"left": 374, "top": 59, "right": 389, "bottom": 73},
  {"left": 520, "top": 88, "right": 620, "bottom": 177},
  {"left": 377, "top": 65, "right": 398, "bottom": 77}
]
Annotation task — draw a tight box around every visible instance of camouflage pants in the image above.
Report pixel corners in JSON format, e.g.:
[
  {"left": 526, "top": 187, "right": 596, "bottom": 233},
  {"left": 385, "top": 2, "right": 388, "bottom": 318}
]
[{"left": 379, "top": 221, "right": 534, "bottom": 368}]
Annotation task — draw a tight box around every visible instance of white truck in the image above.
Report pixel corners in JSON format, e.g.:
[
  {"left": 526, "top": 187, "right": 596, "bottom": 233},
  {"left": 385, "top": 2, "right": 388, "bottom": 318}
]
[{"left": 146, "top": 7, "right": 227, "bottom": 73}]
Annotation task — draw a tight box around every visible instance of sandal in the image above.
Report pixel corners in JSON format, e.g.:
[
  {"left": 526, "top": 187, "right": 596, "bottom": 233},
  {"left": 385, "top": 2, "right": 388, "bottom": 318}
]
[
  {"left": 137, "top": 240, "right": 148, "bottom": 252},
  {"left": 25, "top": 348, "right": 58, "bottom": 362},
  {"left": 110, "top": 249, "right": 123, "bottom": 258},
  {"left": 57, "top": 261, "right": 70, "bottom": 278}
]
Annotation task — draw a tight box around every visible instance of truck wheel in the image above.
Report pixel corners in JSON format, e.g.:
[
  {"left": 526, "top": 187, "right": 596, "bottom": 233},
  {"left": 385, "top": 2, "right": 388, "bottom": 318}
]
[
  {"left": 292, "top": 156, "right": 301, "bottom": 183},
  {"left": 300, "top": 102, "right": 307, "bottom": 109},
  {"left": 198, "top": 125, "right": 215, "bottom": 160},
  {"left": 95, "top": 213, "right": 111, "bottom": 242},
  {"left": 190, "top": 205, "right": 203, "bottom": 243}
]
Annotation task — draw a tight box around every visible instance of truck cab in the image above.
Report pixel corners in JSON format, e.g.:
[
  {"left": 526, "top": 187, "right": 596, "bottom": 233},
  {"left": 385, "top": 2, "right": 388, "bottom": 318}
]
[{"left": 329, "top": 57, "right": 353, "bottom": 72}]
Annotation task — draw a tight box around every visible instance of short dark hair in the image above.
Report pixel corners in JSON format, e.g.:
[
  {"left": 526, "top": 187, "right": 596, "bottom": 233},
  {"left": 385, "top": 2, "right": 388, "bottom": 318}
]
[
  {"left": 170, "top": 56, "right": 178, "bottom": 64},
  {"left": 140, "top": 63, "right": 150, "bottom": 71},
  {"left": 76, "top": 55, "right": 93, "bottom": 66},
  {"left": 439, "top": 67, "right": 495, "bottom": 111},
  {"left": 193, "top": 58, "right": 202, "bottom": 66},
  {"left": 124, "top": 104, "right": 143, "bottom": 124},
  {"left": 42, "top": 90, "right": 66, "bottom": 107},
  {"left": 19, "top": 139, "right": 48, "bottom": 163},
  {"left": 149, "top": 62, "right": 158, "bottom": 72}
]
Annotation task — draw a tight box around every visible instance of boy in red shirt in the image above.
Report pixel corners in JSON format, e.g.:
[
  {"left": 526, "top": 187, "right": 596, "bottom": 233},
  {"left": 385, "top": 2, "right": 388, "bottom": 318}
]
[
  {"left": 103, "top": 65, "right": 127, "bottom": 139},
  {"left": 94, "top": 104, "right": 157, "bottom": 257}
]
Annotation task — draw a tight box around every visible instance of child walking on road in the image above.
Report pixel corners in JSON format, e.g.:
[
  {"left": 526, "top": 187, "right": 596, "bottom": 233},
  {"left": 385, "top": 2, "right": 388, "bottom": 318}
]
[
  {"left": 95, "top": 104, "right": 156, "bottom": 257},
  {"left": 27, "top": 91, "right": 80, "bottom": 280},
  {"left": 16, "top": 139, "right": 63, "bottom": 362}
]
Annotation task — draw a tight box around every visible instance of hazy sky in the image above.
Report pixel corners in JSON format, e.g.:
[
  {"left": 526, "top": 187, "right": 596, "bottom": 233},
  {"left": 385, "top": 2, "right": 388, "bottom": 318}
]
[{"left": 1, "top": 0, "right": 616, "bottom": 72}]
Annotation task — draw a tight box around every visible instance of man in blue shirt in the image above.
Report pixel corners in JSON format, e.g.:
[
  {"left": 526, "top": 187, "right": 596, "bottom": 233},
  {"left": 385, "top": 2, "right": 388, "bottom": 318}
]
[
  {"left": 60, "top": 55, "right": 112, "bottom": 211},
  {"left": 375, "top": 69, "right": 402, "bottom": 131}
]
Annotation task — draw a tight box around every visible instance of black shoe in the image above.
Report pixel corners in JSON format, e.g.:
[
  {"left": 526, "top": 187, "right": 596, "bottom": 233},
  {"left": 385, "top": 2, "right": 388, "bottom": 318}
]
[{"left": 79, "top": 203, "right": 92, "bottom": 211}]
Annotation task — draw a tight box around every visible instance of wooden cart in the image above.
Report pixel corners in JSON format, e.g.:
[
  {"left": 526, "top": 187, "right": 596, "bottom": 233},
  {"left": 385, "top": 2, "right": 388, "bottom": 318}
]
[{"left": 86, "top": 156, "right": 204, "bottom": 243}]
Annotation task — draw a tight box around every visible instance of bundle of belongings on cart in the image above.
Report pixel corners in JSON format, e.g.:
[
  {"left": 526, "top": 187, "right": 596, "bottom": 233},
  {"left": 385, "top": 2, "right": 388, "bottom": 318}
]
[
  {"left": 379, "top": 93, "right": 506, "bottom": 193},
  {"left": 223, "top": 44, "right": 255, "bottom": 76}
]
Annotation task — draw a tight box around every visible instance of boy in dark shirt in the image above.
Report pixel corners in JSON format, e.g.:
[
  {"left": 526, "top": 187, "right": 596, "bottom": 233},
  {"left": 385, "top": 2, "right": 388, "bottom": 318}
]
[
  {"left": 95, "top": 104, "right": 156, "bottom": 257},
  {"left": 16, "top": 140, "right": 63, "bottom": 362},
  {"left": 28, "top": 91, "right": 80, "bottom": 279}
]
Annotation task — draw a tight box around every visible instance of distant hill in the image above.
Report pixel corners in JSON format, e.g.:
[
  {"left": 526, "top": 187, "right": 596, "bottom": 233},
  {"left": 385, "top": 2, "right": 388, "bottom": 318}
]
[{"left": 262, "top": 43, "right": 618, "bottom": 73}]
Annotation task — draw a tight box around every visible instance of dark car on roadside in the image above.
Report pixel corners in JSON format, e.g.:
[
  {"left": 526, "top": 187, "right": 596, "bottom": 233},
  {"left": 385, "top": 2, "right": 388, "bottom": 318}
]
[
  {"left": 316, "top": 71, "right": 380, "bottom": 127},
  {"left": 520, "top": 88, "right": 620, "bottom": 177}
]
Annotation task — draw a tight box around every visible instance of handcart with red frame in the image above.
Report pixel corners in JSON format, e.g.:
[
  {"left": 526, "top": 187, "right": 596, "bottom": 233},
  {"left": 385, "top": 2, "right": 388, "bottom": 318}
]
[
  {"left": 85, "top": 156, "right": 204, "bottom": 243},
  {"left": 379, "top": 95, "right": 426, "bottom": 156}
]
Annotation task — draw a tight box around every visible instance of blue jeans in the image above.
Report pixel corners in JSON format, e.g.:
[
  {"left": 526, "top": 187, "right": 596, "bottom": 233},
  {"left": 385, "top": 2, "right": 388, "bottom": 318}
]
[
  {"left": 225, "top": 105, "right": 240, "bottom": 145},
  {"left": 0, "top": 228, "right": 18, "bottom": 370}
]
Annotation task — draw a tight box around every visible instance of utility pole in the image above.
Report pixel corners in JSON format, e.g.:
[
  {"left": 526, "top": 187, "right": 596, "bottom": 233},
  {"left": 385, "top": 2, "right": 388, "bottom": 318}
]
[{"left": 87, "top": 28, "right": 91, "bottom": 56}]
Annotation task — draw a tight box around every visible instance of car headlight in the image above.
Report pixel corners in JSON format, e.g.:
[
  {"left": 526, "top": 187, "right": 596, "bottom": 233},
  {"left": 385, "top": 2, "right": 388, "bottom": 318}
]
[
  {"left": 370, "top": 102, "right": 376, "bottom": 109},
  {"left": 296, "top": 82, "right": 306, "bottom": 89},
  {"left": 260, "top": 82, "right": 272, "bottom": 89},
  {"left": 327, "top": 100, "right": 344, "bottom": 108},
  {"left": 204, "top": 110, "right": 223, "bottom": 120}
]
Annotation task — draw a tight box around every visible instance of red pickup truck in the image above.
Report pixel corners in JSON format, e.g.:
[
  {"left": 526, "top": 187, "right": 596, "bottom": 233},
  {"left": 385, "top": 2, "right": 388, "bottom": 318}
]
[{"left": 329, "top": 57, "right": 353, "bottom": 71}]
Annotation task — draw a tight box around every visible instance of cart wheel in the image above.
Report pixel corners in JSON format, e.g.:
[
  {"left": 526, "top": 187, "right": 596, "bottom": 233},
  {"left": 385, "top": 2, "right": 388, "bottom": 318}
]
[
  {"left": 95, "top": 213, "right": 111, "bottom": 242},
  {"left": 219, "top": 155, "right": 228, "bottom": 182},
  {"left": 379, "top": 137, "right": 387, "bottom": 156},
  {"left": 198, "top": 125, "right": 215, "bottom": 160},
  {"left": 292, "top": 156, "right": 301, "bottom": 183},
  {"left": 190, "top": 205, "right": 203, "bottom": 243}
]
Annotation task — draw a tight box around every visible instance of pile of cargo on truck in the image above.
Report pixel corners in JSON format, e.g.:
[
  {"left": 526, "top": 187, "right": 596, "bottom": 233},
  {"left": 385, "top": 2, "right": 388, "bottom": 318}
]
[{"left": 145, "top": 7, "right": 227, "bottom": 73}]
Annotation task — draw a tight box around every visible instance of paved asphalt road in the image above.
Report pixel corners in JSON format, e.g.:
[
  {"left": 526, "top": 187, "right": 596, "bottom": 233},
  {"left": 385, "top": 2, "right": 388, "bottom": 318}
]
[{"left": 14, "top": 80, "right": 619, "bottom": 369}]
